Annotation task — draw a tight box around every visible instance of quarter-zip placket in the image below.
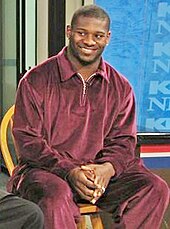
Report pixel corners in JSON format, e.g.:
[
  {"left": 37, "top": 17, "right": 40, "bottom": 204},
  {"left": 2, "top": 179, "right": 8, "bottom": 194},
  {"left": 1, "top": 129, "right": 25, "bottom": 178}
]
[{"left": 77, "top": 73, "right": 96, "bottom": 106}]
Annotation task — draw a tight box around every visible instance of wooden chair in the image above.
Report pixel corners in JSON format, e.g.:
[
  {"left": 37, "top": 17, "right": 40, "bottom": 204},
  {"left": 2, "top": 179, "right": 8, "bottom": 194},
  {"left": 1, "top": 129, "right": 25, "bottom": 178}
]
[
  {"left": 0, "top": 105, "right": 15, "bottom": 176},
  {"left": 0, "top": 105, "right": 104, "bottom": 229}
]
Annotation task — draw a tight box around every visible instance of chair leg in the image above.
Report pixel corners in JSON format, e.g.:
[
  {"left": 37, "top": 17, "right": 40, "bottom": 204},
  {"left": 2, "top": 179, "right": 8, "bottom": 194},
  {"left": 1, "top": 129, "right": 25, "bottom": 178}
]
[
  {"left": 77, "top": 215, "right": 86, "bottom": 229},
  {"left": 90, "top": 214, "right": 104, "bottom": 229}
]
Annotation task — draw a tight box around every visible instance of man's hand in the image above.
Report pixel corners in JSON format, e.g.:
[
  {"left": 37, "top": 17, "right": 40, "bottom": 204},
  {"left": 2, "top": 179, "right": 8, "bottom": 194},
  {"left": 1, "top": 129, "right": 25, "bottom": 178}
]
[
  {"left": 81, "top": 162, "right": 115, "bottom": 203},
  {"left": 67, "top": 167, "right": 97, "bottom": 201},
  {"left": 67, "top": 162, "right": 115, "bottom": 203}
]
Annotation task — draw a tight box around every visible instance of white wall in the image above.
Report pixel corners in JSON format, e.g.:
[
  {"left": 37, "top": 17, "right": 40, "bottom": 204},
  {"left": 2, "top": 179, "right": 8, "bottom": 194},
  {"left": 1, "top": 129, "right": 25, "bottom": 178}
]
[
  {"left": 1, "top": 0, "right": 17, "bottom": 114},
  {"left": 25, "top": 0, "right": 36, "bottom": 70},
  {"left": 37, "top": 0, "right": 48, "bottom": 64}
]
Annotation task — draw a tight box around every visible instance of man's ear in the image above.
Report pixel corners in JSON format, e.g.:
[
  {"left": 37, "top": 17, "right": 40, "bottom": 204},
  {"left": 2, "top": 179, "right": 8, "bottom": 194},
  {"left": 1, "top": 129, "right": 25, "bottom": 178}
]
[
  {"left": 106, "top": 31, "right": 111, "bottom": 45},
  {"left": 66, "top": 25, "right": 72, "bottom": 39}
]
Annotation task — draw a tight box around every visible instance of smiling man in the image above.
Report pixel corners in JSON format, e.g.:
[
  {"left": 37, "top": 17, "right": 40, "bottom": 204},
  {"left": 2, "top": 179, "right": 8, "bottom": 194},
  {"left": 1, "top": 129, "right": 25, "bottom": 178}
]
[
  {"left": 66, "top": 11, "right": 110, "bottom": 73},
  {"left": 7, "top": 4, "right": 169, "bottom": 229}
]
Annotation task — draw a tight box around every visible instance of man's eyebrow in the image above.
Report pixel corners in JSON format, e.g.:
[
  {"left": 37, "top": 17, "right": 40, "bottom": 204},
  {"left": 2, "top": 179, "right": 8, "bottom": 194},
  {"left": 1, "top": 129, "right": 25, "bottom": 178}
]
[{"left": 74, "top": 28, "right": 106, "bottom": 34}]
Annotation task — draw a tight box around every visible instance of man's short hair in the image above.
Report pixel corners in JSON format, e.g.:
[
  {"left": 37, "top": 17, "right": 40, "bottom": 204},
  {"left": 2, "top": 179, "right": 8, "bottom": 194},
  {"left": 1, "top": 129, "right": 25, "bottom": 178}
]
[{"left": 71, "top": 4, "right": 110, "bottom": 31}]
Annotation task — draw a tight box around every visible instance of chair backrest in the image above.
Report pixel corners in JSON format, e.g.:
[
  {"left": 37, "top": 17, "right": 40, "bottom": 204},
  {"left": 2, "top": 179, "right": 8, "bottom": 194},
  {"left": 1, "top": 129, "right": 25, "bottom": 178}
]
[{"left": 0, "top": 105, "right": 15, "bottom": 176}]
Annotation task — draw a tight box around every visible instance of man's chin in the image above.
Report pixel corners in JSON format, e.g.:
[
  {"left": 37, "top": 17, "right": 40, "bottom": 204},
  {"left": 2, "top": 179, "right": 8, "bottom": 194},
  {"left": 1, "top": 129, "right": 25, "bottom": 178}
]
[{"left": 78, "top": 56, "right": 99, "bottom": 66}]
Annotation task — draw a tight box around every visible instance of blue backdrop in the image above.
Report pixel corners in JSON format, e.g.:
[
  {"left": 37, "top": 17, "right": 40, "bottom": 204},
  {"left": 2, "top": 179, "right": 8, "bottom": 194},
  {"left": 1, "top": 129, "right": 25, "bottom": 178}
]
[{"left": 95, "top": 0, "right": 170, "bottom": 133}]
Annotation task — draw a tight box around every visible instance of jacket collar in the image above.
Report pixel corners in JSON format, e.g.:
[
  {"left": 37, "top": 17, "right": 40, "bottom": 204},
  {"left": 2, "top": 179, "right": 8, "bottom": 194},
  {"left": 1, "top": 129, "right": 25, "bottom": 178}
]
[{"left": 57, "top": 47, "right": 109, "bottom": 83}]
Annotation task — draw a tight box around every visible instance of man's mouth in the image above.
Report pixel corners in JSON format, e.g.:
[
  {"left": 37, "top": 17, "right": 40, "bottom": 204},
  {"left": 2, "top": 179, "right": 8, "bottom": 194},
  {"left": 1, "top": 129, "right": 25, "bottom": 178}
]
[{"left": 80, "top": 47, "right": 97, "bottom": 55}]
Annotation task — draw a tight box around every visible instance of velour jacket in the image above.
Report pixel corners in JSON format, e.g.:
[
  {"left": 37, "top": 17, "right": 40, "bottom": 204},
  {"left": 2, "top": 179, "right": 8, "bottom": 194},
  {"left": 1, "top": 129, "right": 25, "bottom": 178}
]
[{"left": 9, "top": 47, "right": 140, "bottom": 185}]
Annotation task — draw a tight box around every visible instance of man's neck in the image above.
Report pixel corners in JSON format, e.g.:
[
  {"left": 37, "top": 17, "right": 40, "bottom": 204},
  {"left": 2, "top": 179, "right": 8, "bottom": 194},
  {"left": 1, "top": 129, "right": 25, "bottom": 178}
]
[
  {"left": 77, "top": 65, "right": 98, "bottom": 81},
  {"left": 66, "top": 49, "right": 100, "bottom": 80}
]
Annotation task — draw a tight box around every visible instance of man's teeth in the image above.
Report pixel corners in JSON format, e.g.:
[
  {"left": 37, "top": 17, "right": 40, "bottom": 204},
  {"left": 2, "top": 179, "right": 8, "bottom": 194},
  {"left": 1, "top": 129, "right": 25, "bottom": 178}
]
[{"left": 81, "top": 48, "right": 94, "bottom": 53}]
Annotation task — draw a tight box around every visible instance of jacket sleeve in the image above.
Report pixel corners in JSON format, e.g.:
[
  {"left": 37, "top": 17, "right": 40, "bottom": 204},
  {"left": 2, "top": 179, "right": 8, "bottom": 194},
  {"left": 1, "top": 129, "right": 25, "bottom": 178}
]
[
  {"left": 13, "top": 71, "right": 81, "bottom": 179},
  {"left": 94, "top": 82, "right": 138, "bottom": 178}
]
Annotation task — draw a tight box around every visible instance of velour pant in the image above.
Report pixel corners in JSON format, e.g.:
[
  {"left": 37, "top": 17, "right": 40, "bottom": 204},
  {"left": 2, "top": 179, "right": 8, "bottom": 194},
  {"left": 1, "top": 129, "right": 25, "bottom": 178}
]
[
  {"left": 12, "top": 163, "right": 169, "bottom": 229},
  {"left": 0, "top": 194, "right": 44, "bottom": 229}
]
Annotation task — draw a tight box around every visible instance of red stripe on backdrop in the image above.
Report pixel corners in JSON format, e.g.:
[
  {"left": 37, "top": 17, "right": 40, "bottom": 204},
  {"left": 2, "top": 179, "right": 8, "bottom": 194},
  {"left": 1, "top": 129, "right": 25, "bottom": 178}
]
[{"left": 140, "top": 144, "right": 170, "bottom": 153}]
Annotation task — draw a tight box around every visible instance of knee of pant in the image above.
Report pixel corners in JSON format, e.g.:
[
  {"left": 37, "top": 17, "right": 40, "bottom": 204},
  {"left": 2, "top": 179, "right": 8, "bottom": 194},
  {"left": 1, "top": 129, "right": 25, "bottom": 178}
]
[
  {"left": 34, "top": 205, "right": 44, "bottom": 225},
  {"left": 22, "top": 198, "right": 44, "bottom": 219},
  {"left": 25, "top": 199, "right": 43, "bottom": 214},
  {"left": 158, "top": 178, "right": 170, "bottom": 204},
  {"left": 31, "top": 202, "right": 44, "bottom": 223},
  {"left": 44, "top": 180, "right": 72, "bottom": 200},
  {"left": 24, "top": 201, "right": 44, "bottom": 228},
  {"left": 148, "top": 174, "right": 170, "bottom": 203}
]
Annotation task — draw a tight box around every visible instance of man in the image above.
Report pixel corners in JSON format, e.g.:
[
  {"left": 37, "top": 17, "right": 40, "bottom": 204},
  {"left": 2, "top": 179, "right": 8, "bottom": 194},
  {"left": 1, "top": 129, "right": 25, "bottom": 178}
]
[
  {"left": 7, "top": 4, "right": 169, "bottom": 229},
  {"left": 0, "top": 189, "right": 44, "bottom": 228}
]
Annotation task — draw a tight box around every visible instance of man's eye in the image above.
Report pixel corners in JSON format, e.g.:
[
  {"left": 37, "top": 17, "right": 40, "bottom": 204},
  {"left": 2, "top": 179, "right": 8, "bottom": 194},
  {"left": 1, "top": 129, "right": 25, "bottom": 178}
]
[
  {"left": 95, "top": 34, "right": 105, "bottom": 39},
  {"left": 78, "top": 32, "right": 86, "bottom": 36}
]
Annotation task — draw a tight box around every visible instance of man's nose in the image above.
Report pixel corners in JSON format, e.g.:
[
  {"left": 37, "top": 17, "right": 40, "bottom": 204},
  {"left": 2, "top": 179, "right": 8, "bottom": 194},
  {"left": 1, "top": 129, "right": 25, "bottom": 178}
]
[{"left": 83, "top": 34, "right": 96, "bottom": 45}]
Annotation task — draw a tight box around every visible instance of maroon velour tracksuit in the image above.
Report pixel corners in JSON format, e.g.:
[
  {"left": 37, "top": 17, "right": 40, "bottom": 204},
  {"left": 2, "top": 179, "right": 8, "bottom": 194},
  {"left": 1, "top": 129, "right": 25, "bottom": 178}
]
[{"left": 7, "top": 47, "right": 170, "bottom": 228}]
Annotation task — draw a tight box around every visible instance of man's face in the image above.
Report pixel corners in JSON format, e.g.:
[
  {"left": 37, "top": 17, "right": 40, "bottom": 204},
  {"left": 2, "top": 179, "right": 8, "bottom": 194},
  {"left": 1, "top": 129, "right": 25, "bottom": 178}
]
[{"left": 67, "top": 16, "right": 111, "bottom": 66}]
